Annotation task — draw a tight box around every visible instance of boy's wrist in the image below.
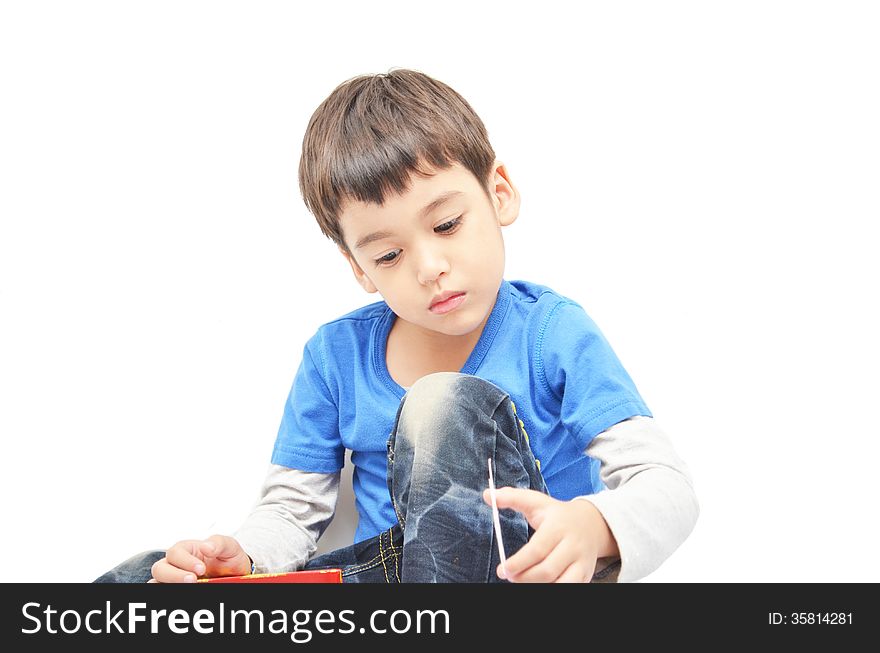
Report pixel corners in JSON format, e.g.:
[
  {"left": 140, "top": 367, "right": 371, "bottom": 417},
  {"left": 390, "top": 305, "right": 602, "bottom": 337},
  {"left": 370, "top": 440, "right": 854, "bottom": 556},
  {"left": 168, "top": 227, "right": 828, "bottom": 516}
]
[{"left": 573, "top": 496, "right": 620, "bottom": 559}]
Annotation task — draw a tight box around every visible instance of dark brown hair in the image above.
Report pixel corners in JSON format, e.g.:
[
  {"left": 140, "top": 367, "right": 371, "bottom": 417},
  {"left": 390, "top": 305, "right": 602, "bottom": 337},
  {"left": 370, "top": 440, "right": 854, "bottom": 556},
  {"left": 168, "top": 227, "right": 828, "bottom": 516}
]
[{"left": 298, "top": 68, "right": 497, "bottom": 251}]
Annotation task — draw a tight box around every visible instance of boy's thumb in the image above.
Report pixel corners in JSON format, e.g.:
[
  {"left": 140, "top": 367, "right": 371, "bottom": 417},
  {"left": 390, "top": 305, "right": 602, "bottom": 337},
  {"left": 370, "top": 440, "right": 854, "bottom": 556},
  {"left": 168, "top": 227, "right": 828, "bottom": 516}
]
[
  {"left": 201, "top": 534, "right": 244, "bottom": 561},
  {"left": 492, "top": 487, "right": 551, "bottom": 523},
  {"left": 197, "top": 540, "right": 216, "bottom": 556}
]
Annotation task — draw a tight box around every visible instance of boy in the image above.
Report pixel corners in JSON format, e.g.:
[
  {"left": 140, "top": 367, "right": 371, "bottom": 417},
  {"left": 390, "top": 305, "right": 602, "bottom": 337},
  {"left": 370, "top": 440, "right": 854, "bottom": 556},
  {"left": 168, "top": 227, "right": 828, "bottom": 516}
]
[{"left": 96, "top": 68, "right": 698, "bottom": 583}]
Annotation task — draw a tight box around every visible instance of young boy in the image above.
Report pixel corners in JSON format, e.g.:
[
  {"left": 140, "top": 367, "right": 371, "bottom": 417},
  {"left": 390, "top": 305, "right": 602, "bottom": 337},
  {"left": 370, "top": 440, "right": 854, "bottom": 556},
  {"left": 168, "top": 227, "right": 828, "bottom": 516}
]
[{"left": 96, "top": 68, "right": 698, "bottom": 584}]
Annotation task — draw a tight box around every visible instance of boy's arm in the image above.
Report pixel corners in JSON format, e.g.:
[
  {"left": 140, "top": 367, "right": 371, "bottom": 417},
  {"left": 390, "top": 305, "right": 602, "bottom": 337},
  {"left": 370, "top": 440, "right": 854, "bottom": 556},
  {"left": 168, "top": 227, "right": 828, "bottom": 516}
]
[
  {"left": 577, "top": 415, "right": 700, "bottom": 582},
  {"left": 232, "top": 464, "right": 340, "bottom": 574}
]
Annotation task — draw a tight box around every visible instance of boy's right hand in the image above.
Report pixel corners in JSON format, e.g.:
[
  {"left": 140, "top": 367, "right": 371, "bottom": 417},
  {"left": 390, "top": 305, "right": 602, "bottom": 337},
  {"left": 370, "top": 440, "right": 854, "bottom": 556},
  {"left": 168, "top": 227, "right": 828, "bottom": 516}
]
[{"left": 149, "top": 534, "right": 251, "bottom": 583}]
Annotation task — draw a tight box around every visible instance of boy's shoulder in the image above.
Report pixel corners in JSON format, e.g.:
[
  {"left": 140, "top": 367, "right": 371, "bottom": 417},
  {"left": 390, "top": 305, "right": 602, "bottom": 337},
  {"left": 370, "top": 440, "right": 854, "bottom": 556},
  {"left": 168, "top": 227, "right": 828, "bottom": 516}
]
[
  {"left": 504, "top": 279, "right": 601, "bottom": 344},
  {"left": 298, "top": 300, "right": 390, "bottom": 374},
  {"left": 506, "top": 278, "right": 584, "bottom": 312},
  {"left": 323, "top": 298, "right": 389, "bottom": 325},
  {"left": 302, "top": 298, "right": 389, "bottom": 350}
]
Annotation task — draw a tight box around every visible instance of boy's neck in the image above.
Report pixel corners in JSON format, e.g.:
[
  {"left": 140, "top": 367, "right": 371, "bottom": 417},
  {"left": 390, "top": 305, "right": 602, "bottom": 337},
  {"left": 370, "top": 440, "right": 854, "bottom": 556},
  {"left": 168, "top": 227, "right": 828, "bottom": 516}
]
[
  {"left": 386, "top": 311, "right": 491, "bottom": 387},
  {"left": 393, "top": 313, "right": 488, "bottom": 353}
]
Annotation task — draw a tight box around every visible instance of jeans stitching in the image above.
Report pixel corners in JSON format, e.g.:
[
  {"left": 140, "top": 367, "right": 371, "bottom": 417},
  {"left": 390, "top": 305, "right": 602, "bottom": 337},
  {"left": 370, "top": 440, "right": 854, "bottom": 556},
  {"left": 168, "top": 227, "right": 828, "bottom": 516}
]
[
  {"left": 340, "top": 548, "right": 399, "bottom": 577},
  {"left": 379, "top": 529, "right": 390, "bottom": 583},
  {"left": 389, "top": 527, "right": 401, "bottom": 582},
  {"left": 592, "top": 559, "right": 622, "bottom": 582},
  {"left": 340, "top": 556, "right": 390, "bottom": 577},
  {"left": 507, "top": 399, "right": 547, "bottom": 493}
]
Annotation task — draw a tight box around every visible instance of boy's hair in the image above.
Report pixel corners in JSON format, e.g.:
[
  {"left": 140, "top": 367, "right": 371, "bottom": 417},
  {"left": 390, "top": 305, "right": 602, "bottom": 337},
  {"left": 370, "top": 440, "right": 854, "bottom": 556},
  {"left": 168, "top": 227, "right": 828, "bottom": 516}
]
[{"left": 298, "top": 68, "right": 497, "bottom": 251}]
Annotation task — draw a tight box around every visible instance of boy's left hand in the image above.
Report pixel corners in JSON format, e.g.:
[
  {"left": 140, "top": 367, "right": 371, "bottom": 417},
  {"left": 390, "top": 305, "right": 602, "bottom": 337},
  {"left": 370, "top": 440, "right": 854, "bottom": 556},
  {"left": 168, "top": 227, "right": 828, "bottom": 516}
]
[{"left": 482, "top": 487, "right": 618, "bottom": 583}]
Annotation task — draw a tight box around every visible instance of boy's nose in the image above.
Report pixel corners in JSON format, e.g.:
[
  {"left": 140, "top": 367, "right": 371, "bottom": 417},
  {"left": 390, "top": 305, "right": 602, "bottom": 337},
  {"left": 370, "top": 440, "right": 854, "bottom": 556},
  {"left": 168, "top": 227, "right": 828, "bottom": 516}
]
[{"left": 415, "top": 249, "right": 451, "bottom": 285}]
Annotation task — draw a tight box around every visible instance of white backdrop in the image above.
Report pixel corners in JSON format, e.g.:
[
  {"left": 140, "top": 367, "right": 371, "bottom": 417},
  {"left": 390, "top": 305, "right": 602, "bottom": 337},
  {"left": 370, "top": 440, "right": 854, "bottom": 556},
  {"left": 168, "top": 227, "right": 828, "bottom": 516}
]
[{"left": 1, "top": 1, "right": 878, "bottom": 583}]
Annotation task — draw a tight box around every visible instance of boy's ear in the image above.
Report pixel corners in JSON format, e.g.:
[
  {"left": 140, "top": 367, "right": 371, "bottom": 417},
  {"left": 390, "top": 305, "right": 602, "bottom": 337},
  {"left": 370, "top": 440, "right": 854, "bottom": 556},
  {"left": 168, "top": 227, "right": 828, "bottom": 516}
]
[
  {"left": 490, "top": 161, "right": 520, "bottom": 227},
  {"left": 339, "top": 246, "right": 378, "bottom": 294}
]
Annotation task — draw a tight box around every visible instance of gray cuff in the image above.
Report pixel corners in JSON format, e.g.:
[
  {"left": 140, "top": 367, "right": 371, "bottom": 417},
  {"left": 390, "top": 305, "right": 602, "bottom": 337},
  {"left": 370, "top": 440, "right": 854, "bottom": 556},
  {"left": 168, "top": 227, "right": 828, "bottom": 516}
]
[
  {"left": 580, "top": 417, "right": 700, "bottom": 582},
  {"left": 233, "top": 465, "right": 340, "bottom": 573}
]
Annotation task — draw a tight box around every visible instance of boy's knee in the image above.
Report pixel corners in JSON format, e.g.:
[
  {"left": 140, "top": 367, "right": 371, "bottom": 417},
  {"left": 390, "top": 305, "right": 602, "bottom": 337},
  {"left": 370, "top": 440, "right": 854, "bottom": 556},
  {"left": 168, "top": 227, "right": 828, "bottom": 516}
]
[
  {"left": 405, "top": 372, "right": 462, "bottom": 407},
  {"left": 396, "top": 373, "right": 510, "bottom": 447},
  {"left": 93, "top": 549, "right": 166, "bottom": 583},
  {"left": 396, "top": 374, "right": 461, "bottom": 446},
  {"left": 403, "top": 373, "right": 503, "bottom": 419},
  {"left": 407, "top": 371, "right": 504, "bottom": 400}
]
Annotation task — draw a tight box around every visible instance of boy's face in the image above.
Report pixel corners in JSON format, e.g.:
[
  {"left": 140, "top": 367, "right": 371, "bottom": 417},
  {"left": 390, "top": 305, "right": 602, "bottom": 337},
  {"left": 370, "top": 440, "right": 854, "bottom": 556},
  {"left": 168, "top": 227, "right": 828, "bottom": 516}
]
[{"left": 338, "top": 161, "right": 520, "bottom": 340}]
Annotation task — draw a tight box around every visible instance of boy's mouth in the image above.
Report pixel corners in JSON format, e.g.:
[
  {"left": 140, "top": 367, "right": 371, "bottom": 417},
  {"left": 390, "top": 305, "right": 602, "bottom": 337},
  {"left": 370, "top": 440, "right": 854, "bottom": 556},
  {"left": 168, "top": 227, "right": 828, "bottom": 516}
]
[{"left": 429, "top": 291, "right": 466, "bottom": 314}]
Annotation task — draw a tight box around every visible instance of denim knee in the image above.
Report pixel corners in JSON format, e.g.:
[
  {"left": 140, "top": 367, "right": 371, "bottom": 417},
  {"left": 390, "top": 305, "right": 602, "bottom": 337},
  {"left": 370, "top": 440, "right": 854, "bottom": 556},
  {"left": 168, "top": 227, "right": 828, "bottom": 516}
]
[
  {"left": 391, "top": 372, "right": 542, "bottom": 484},
  {"left": 386, "top": 373, "right": 543, "bottom": 581},
  {"left": 392, "top": 372, "right": 512, "bottom": 452},
  {"left": 93, "top": 549, "right": 165, "bottom": 583},
  {"left": 388, "top": 372, "right": 545, "bottom": 519}
]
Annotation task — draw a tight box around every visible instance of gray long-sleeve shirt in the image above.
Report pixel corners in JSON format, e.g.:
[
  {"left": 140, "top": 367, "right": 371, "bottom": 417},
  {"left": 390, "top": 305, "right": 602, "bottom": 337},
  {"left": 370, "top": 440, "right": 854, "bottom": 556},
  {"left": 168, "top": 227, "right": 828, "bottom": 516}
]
[{"left": 233, "top": 415, "right": 699, "bottom": 582}]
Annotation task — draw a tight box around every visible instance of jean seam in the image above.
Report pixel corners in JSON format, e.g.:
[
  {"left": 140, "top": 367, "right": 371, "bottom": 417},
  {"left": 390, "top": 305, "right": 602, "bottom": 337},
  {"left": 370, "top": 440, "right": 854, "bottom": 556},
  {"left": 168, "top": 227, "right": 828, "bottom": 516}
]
[
  {"left": 379, "top": 528, "right": 391, "bottom": 583},
  {"left": 387, "top": 433, "right": 407, "bottom": 532},
  {"left": 506, "top": 398, "right": 547, "bottom": 493},
  {"left": 591, "top": 559, "right": 622, "bottom": 582},
  {"left": 389, "top": 527, "right": 401, "bottom": 582},
  {"left": 340, "top": 549, "right": 399, "bottom": 577},
  {"left": 393, "top": 497, "right": 406, "bottom": 530}
]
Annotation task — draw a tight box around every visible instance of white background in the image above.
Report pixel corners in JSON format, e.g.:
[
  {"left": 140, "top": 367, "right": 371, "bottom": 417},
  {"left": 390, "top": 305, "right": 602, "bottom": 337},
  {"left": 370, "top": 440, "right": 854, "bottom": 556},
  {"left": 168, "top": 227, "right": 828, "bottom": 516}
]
[{"left": 1, "top": 1, "right": 878, "bottom": 583}]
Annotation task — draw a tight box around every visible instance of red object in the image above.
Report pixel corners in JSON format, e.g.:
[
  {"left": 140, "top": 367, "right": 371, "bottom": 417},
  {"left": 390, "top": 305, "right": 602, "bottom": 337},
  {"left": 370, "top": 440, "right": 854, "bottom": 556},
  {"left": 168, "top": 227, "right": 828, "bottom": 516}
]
[{"left": 197, "top": 569, "right": 343, "bottom": 583}]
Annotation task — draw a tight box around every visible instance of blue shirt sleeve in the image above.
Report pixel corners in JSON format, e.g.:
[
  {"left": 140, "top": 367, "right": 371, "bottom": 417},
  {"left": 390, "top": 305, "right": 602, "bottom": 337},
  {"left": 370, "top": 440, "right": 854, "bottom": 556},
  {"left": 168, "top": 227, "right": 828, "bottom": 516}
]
[
  {"left": 540, "top": 301, "right": 652, "bottom": 451},
  {"left": 270, "top": 333, "right": 345, "bottom": 473}
]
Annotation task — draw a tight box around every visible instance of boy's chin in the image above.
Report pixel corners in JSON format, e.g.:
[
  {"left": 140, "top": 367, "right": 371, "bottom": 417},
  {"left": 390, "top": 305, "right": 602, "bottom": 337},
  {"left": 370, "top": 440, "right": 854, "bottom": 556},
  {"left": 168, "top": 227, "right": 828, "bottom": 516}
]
[{"left": 405, "top": 313, "right": 488, "bottom": 339}]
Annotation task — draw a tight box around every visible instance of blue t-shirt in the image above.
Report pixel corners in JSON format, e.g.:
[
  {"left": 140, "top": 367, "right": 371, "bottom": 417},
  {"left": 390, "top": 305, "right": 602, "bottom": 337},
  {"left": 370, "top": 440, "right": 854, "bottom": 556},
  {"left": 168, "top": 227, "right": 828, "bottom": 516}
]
[{"left": 271, "top": 279, "right": 651, "bottom": 544}]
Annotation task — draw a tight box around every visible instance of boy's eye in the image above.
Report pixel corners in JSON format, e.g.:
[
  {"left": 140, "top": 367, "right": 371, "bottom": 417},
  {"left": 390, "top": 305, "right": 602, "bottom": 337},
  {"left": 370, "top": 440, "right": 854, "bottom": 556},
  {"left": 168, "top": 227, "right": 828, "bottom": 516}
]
[
  {"left": 372, "top": 217, "right": 462, "bottom": 267},
  {"left": 435, "top": 216, "right": 462, "bottom": 233},
  {"left": 375, "top": 249, "right": 401, "bottom": 266}
]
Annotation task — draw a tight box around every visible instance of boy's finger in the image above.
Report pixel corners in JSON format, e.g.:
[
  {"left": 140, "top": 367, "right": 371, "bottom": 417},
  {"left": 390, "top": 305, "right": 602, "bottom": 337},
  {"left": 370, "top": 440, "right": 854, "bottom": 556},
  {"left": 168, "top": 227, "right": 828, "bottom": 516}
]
[
  {"left": 506, "top": 542, "right": 571, "bottom": 583},
  {"left": 555, "top": 561, "right": 591, "bottom": 584},
  {"left": 501, "top": 526, "right": 558, "bottom": 578},
  {"left": 492, "top": 487, "right": 554, "bottom": 526},
  {"left": 201, "top": 535, "right": 242, "bottom": 562},
  {"left": 150, "top": 557, "right": 200, "bottom": 584},
  {"left": 165, "top": 544, "right": 208, "bottom": 576},
  {"left": 197, "top": 539, "right": 218, "bottom": 556}
]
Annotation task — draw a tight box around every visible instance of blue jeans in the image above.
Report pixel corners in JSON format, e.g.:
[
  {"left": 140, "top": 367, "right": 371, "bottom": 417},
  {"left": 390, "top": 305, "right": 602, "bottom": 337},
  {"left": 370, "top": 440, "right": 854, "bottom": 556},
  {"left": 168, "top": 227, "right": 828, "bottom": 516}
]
[{"left": 94, "top": 373, "right": 547, "bottom": 583}]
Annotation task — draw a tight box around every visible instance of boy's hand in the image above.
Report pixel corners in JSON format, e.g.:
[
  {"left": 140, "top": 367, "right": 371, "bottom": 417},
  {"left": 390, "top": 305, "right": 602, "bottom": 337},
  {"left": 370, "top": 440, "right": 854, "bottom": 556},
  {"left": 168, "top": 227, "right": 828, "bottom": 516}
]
[
  {"left": 149, "top": 534, "right": 252, "bottom": 583},
  {"left": 482, "top": 487, "right": 618, "bottom": 583}
]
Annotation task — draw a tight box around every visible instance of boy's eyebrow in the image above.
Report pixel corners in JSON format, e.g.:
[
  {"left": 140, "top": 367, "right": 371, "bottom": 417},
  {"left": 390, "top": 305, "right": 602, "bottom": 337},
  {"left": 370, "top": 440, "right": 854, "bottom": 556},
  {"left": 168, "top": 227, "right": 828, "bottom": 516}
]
[{"left": 354, "top": 190, "right": 464, "bottom": 250}]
